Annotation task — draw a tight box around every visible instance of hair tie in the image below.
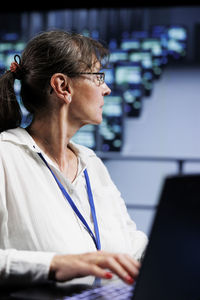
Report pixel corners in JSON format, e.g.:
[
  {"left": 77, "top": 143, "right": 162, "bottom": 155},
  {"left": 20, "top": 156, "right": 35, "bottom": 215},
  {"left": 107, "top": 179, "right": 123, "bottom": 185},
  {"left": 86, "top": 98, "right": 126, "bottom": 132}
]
[
  {"left": 10, "top": 61, "right": 19, "bottom": 73},
  {"left": 10, "top": 54, "right": 23, "bottom": 80}
]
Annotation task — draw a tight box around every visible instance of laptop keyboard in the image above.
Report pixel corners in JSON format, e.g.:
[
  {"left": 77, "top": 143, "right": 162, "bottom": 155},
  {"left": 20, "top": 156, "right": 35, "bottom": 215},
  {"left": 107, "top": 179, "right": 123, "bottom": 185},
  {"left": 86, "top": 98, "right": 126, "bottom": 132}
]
[{"left": 65, "top": 283, "right": 135, "bottom": 299}]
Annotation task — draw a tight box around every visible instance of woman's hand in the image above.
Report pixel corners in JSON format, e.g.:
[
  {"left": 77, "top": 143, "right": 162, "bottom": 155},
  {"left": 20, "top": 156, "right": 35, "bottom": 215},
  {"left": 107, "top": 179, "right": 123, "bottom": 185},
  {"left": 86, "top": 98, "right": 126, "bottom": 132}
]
[{"left": 49, "top": 251, "right": 140, "bottom": 285}]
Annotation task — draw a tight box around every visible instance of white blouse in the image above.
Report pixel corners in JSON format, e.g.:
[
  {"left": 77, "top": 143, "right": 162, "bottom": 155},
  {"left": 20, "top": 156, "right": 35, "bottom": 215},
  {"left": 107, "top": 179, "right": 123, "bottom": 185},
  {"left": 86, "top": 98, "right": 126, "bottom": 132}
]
[{"left": 0, "top": 127, "right": 148, "bottom": 284}]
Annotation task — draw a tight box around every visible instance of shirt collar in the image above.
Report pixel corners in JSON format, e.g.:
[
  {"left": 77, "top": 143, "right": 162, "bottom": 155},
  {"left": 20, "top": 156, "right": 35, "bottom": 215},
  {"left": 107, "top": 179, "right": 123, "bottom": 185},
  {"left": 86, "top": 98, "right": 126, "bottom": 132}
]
[
  {"left": 1, "top": 127, "right": 40, "bottom": 152},
  {"left": 0, "top": 127, "right": 96, "bottom": 161}
]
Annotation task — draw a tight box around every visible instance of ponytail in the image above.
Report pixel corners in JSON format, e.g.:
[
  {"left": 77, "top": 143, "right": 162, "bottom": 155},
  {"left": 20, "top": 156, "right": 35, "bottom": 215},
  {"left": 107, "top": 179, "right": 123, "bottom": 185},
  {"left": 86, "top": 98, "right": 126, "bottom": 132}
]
[{"left": 0, "top": 70, "right": 22, "bottom": 133}]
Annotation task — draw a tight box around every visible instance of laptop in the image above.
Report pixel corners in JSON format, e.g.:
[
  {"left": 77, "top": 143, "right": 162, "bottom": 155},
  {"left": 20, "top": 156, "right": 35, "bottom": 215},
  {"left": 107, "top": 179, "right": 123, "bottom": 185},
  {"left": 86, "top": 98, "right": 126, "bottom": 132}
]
[{"left": 10, "top": 174, "right": 200, "bottom": 300}]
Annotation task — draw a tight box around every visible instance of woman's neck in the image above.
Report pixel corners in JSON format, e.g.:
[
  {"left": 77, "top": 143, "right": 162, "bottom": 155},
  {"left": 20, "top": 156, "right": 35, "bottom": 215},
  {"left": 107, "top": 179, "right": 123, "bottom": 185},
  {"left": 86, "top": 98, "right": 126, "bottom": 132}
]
[{"left": 26, "top": 113, "right": 79, "bottom": 179}]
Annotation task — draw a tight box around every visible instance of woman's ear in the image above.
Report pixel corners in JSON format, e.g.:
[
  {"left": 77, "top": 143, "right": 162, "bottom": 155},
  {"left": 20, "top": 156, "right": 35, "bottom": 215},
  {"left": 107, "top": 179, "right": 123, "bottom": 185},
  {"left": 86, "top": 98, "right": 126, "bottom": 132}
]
[{"left": 50, "top": 73, "right": 72, "bottom": 104}]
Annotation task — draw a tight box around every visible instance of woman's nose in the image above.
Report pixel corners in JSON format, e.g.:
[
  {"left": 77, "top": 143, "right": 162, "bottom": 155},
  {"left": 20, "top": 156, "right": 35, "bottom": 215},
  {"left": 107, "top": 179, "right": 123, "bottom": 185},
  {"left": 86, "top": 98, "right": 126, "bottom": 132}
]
[{"left": 103, "top": 83, "right": 111, "bottom": 96}]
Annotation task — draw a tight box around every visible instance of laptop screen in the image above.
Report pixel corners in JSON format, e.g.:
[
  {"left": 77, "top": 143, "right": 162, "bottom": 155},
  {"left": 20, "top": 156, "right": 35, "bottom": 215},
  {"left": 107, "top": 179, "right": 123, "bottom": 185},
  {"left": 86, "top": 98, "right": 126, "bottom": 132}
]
[{"left": 133, "top": 175, "right": 200, "bottom": 300}]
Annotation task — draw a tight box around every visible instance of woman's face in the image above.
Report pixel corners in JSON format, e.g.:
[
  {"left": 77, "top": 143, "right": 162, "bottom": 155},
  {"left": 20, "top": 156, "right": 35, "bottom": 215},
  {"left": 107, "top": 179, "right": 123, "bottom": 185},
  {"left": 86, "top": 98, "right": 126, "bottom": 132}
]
[{"left": 69, "top": 63, "right": 111, "bottom": 127}]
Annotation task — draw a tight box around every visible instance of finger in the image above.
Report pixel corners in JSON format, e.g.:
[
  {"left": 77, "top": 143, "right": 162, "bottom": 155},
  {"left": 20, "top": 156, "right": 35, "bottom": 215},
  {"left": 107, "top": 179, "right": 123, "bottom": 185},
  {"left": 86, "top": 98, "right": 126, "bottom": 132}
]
[
  {"left": 124, "top": 254, "right": 141, "bottom": 269},
  {"left": 51, "top": 254, "right": 112, "bottom": 282},
  {"left": 114, "top": 254, "right": 140, "bottom": 280},
  {"left": 78, "top": 261, "right": 113, "bottom": 280},
  {"left": 97, "top": 256, "right": 134, "bottom": 285},
  {"left": 77, "top": 252, "right": 139, "bottom": 284},
  {"left": 123, "top": 253, "right": 141, "bottom": 268},
  {"left": 86, "top": 251, "right": 139, "bottom": 284}
]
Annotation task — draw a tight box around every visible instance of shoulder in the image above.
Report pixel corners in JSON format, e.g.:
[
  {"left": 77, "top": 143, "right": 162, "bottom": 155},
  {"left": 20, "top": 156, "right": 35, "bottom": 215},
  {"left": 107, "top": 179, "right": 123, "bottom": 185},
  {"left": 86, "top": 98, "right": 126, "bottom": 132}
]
[
  {"left": 0, "top": 127, "right": 32, "bottom": 165},
  {"left": 0, "top": 127, "right": 33, "bottom": 149},
  {"left": 0, "top": 128, "right": 19, "bottom": 155},
  {"left": 0, "top": 131, "right": 13, "bottom": 156}
]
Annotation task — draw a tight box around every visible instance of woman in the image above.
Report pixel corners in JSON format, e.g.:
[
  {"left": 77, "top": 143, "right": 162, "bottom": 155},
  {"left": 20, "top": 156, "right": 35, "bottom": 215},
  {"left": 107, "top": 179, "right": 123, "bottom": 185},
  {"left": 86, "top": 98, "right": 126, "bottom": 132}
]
[{"left": 0, "top": 30, "right": 147, "bottom": 286}]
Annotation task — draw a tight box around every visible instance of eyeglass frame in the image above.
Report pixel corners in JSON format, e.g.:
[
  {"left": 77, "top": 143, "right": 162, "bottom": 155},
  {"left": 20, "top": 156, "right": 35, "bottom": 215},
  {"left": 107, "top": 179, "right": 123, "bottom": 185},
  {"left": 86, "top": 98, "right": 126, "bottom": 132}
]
[
  {"left": 69, "top": 72, "right": 105, "bottom": 85},
  {"left": 49, "top": 72, "right": 105, "bottom": 94}
]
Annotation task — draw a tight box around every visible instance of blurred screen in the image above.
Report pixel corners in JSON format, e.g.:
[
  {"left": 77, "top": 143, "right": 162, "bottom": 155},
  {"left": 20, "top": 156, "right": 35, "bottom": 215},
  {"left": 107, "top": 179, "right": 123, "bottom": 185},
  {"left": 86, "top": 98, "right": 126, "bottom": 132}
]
[
  {"left": 167, "top": 25, "right": 187, "bottom": 59},
  {"left": 129, "top": 50, "right": 153, "bottom": 69},
  {"left": 141, "top": 38, "right": 163, "bottom": 56},
  {"left": 168, "top": 27, "right": 187, "bottom": 41},
  {"left": 71, "top": 125, "right": 96, "bottom": 150},
  {"left": 120, "top": 38, "right": 141, "bottom": 50},
  {"left": 123, "top": 88, "right": 143, "bottom": 117},
  {"left": 99, "top": 93, "right": 123, "bottom": 152},
  {"left": 115, "top": 63, "right": 142, "bottom": 86},
  {"left": 102, "top": 67, "right": 115, "bottom": 88},
  {"left": 109, "top": 49, "right": 129, "bottom": 63}
]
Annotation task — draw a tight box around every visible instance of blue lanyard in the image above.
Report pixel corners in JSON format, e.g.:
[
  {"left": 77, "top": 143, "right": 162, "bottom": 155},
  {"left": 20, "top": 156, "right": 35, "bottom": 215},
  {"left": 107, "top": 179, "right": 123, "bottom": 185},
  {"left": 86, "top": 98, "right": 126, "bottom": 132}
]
[{"left": 38, "top": 153, "right": 101, "bottom": 251}]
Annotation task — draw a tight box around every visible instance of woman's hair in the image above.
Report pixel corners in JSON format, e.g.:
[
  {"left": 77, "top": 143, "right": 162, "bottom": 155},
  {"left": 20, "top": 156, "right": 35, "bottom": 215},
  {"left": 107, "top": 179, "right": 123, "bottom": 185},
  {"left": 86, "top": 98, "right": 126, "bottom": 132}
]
[{"left": 0, "top": 30, "right": 109, "bottom": 133}]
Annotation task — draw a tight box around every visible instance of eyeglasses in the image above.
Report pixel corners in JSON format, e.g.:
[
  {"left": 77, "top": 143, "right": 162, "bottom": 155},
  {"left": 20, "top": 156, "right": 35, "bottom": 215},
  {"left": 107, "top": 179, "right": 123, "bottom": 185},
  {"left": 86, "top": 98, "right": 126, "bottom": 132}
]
[{"left": 69, "top": 72, "right": 105, "bottom": 86}]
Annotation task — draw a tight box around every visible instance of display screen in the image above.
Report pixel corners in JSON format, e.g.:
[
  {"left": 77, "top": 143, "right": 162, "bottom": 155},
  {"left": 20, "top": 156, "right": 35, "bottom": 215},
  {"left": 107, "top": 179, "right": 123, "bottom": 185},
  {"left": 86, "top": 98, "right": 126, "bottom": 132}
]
[
  {"left": 167, "top": 26, "right": 187, "bottom": 59},
  {"left": 168, "top": 26, "right": 187, "bottom": 41},
  {"left": 120, "top": 38, "right": 140, "bottom": 50},
  {"left": 103, "top": 67, "right": 115, "bottom": 87},
  {"left": 115, "top": 63, "right": 142, "bottom": 86},
  {"left": 141, "top": 38, "right": 163, "bottom": 56},
  {"left": 71, "top": 125, "right": 96, "bottom": 150},
  {"left": 129, "top": 50, "right": 153, "bottom": 69},
  {"left": 99, "top": 93, "right": 123, "bottom": 152},
  {"left": 109, "top": 49, "right": 129, "bottom": 63},
  {"left": 103, "top": 95, "right": 123, "bottom": 117}
]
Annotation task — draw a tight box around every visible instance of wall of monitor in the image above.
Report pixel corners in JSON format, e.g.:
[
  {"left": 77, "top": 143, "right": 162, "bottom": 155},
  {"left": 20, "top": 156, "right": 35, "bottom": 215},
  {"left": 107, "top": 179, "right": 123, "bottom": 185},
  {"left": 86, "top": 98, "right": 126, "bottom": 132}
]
[{"left": 0, "top": 6, "right": 194, "bottom": 153}]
